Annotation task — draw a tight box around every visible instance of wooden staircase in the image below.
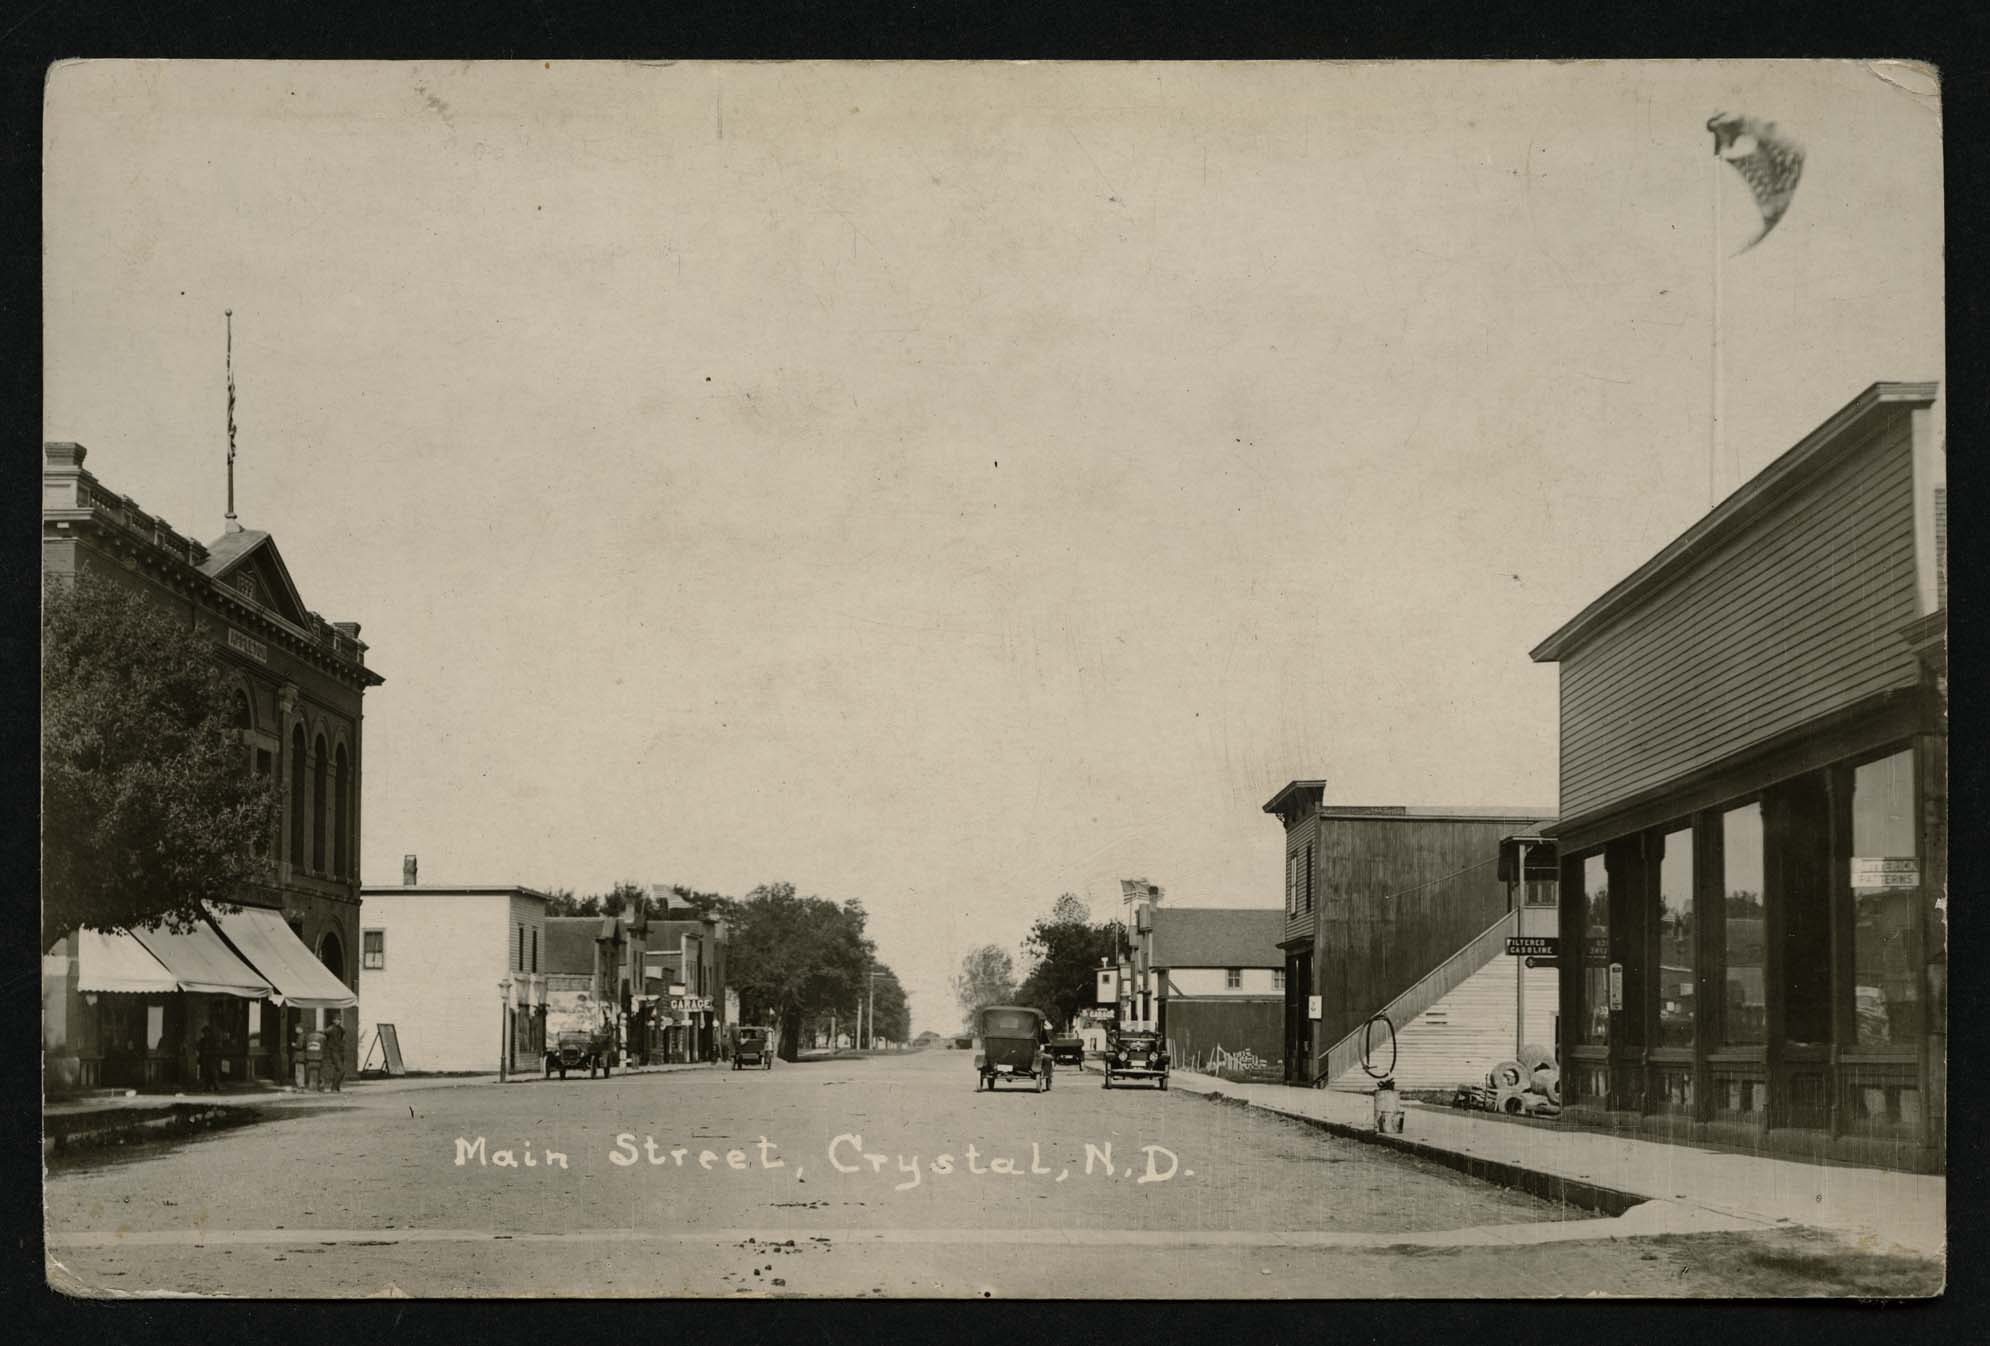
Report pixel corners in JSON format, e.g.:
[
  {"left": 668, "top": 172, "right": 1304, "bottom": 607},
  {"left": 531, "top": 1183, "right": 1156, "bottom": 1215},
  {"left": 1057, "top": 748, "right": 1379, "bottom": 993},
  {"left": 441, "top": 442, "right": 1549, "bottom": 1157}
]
[{"left": 1316, "top": 911, "right": 1558, "bottom": 1093}]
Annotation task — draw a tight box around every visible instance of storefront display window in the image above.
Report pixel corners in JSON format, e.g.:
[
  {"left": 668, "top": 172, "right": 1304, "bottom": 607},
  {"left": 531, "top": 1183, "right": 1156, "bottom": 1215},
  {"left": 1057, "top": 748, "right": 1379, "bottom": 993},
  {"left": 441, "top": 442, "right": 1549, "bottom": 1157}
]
[
  {"left": 1655, "top": 827, "right": 1695, "bottom": 1047},
  {"left": 1579, "top": 854, "right": 1609, "bottom": 1045},
  {"left": 1721, "top": 804, "right": 1766, "bottom": 1045},
  {"left": 1851, "top": 749, "right": 1922, "bottom": 1049}
]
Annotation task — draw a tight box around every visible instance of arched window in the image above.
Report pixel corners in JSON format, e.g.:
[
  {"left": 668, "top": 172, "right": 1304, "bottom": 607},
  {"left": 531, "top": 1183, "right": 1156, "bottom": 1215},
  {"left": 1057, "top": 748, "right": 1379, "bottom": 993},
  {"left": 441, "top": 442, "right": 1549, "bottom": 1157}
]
[
  {"left": 333, "top": 745, "right": 351, "bottom": 880},
  {"left": 318, "top": 929, "right": 345, "bottom": 981},
  {"left": 289, "top": 725, "right": 307, "bottom": 864},
  {"left": 312, "top": 734, "right": 328, "bottom": 872},
  {"left": 233, "top": 690, "right": 253, "bottom": 730}
]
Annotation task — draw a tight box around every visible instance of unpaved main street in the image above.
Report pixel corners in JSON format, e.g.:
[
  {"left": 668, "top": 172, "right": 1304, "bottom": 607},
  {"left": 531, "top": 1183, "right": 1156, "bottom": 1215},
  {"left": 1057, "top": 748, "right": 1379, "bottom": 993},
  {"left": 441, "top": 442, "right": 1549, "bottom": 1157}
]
[{"left": 44, "top": 1049, "right": 1941, "bottom": 1298}]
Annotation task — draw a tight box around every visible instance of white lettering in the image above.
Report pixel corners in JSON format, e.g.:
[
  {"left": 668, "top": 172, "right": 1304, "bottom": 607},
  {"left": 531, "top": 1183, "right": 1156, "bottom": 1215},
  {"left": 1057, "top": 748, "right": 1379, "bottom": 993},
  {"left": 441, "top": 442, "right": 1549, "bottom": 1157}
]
[
  {"left": 932, "top": 1154, "right": 954, "bottom": 1175},
  {"left": 966, "top": 1144, "right": 986, "bottom": 1174},
  {"left": 1137, "top": 1144, "right": 1180, "bottom": 1184},
  {"left": 544, "top": 1148, "right": 569, "bottom": 1169},
  {"left": 455, "top": 1136, "right": 487, "bottom": 1167},
  {"left": 1029, "top": 1142, "right": 1051, "bottom": 1175},
  {"left": 865, "top": 1152, "right": 889, "bottom": 1173},
  {"left": 644, "top": 1137, "right": 668, "bottom": 1165},
  {"left": 1084, "top": 1142, "right": 1114, "bottom": 1176},
  {"left": 894, "top": 1155, "right": 923, "bottom": 1191},
  {"left": 492, "top": 1149, "right": 517, "bottom": 1168},
  {"left": 698, "top": 1150, "right": 718, "bottom": 1170},
  {"left": 828, "top": 1133, "right": 864, "bottom": 1174},
  {"left": 727, "top": 1149, "right": 748, "bottom": 1171},
  {"left": 671, "top": 1147, "right": 689, "bottom": 1166},
  {"left": 756, "top": 1136, "right": 785, "bottom": 1168},
  {"left": 609, "top": 1134, "right": 638, "bottom": 1167},
  {"left": 990, "top": 1158, "right": 1019, "bottom": 1175}
]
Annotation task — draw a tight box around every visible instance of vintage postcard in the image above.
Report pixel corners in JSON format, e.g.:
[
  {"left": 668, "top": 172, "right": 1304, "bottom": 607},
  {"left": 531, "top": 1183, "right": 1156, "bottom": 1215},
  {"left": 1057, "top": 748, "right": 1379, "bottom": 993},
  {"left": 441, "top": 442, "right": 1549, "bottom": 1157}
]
[{"left": 41, "top": 59, "right": 1944, "bottom": 1298}]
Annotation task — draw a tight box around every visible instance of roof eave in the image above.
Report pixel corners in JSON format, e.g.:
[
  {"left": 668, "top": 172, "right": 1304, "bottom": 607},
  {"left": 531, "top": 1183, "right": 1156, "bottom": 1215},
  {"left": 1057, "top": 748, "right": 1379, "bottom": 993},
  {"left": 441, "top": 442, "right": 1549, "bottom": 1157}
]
[{"left": 1530, "top": 380, "right": 1939, "bottom": 664}]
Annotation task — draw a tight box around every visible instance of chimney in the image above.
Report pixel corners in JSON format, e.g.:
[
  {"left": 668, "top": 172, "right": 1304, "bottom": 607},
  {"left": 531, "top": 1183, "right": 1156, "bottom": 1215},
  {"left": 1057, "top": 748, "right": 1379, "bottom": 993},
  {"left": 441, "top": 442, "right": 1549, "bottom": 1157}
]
[{"left": 402, "top": 854, "right": 418, "bottom": 886}]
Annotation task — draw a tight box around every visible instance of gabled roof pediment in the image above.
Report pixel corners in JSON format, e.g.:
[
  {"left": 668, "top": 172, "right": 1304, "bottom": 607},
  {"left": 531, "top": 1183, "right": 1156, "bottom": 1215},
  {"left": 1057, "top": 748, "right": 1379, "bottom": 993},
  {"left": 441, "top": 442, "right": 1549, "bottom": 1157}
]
[{"left": 199, "top": 530, "right": 311, "bottom": 627}]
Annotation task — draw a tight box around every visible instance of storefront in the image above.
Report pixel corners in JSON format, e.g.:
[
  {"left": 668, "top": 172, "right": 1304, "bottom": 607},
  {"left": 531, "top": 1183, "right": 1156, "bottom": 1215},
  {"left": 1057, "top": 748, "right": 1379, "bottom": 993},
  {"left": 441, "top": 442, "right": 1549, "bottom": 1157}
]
[
  {"left": 1532, "top": 382, "right": 1945, "bottom": 1170},
  {"left": 208, "top": 904, "right": 361, "bottom": 1081}
]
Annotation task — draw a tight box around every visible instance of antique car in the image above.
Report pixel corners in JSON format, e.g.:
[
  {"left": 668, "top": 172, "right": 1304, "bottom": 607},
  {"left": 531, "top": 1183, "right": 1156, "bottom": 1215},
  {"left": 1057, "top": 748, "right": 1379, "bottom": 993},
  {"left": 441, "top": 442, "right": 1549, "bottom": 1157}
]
[
  {"left": 1102, "top": 1030, "right": 1168, "bottom": 1090},
  {"left": 1047, "top": 1033, "right": 1086, "bottom": 1066},
  {"left": 973, "top": 1005, "right": 1053, "bottom": 1092},
  {"left": 544, "top": 1027, "right": 614, "bottom": 1080},
  {"left": 732, "top": 1025, "right": 774, "bottom": 1070}
]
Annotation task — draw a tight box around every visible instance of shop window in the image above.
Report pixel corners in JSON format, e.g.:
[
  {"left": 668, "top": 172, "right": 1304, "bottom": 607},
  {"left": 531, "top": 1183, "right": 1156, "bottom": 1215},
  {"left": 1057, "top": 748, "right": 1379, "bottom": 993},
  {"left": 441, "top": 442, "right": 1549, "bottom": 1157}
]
[
  {"left": 1273, "top": 968, "right": 1284, "bottom": 991},
  {"left": 1655, "top": 826, "right": 1695, "bottom": 1048},
  {"left": 1226, "top": 968, "right": 1242, "bottom": 990},
  {"left": 1578, "top": 854, "right": 1610, "bottom": 1045},
  {"left": 1851, "top": 749, "right": 1922, "bottom": 1049},
  {"left": 1720, "top": 804, "right": 1766, "bottom": 1046},
  {"left": 362, "top": 929, "right": 384, "bottom": 970},
  {"left": 1524, "top": 878, "right": 1559, "bottom": 907}
]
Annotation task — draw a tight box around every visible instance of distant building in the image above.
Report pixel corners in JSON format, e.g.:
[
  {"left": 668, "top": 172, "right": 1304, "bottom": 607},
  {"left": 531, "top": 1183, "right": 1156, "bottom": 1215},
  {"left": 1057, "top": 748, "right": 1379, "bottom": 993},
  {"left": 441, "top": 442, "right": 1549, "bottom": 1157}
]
[
  {"left": 1147, "top": 906, "right": 1285, "bottom": 1072},
  {"left": 356, "top": 879, "right": 549, "bottom": 1073},
  {"left": 1263, "top": 792, "right": 1555, "bottom": 1088},
  {"left": 42, "top": 442, "right": 381, "bottom": 1092},
  {"left": 1531, "top": 381, "right": 1946, "bottom": 1170}
]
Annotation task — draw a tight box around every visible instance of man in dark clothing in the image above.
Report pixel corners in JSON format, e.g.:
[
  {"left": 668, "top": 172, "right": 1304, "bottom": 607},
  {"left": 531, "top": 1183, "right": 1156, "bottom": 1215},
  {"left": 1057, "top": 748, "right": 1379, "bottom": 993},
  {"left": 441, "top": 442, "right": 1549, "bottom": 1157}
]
[
  {"left": 322, "top": 1018, "right": 347, "bottom": 1092},
  {"left": 196, "top": 1022, "right": 220, "bottom": 1091}
]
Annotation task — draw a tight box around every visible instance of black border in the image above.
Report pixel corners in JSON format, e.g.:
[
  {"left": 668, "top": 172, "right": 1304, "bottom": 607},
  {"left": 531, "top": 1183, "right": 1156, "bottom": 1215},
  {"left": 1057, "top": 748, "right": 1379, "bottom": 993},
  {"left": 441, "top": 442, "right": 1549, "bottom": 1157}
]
[{"left": 5, "top": 2, "right": 1984, "bottom": 1341}]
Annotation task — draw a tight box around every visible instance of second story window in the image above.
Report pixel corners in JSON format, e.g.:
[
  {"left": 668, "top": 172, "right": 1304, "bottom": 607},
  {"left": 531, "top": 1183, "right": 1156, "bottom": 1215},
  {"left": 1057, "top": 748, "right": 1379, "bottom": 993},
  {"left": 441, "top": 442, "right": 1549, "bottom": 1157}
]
[
  {"left": 1225, "top": 967, "right": 1242, "bottom": 990},
  {"left": 362, "top": 929, "right": 384, "bottom": 970},
  {"left": 1273, "top": 968, "right": 1285, "bottom": 991}
]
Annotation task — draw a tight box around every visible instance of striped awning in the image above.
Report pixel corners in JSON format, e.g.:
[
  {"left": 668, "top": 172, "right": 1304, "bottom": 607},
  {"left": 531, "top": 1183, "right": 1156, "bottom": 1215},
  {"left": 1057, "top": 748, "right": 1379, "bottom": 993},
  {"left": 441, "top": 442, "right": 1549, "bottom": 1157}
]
[
  {"left": 207, "top": 905, "right": 356, "bottom": 1009},
  {"left": 75, "top": 927, "right": 180, "bottom": 995},
  {"left": 130, "top": 920, "right": 273, "bottom": 998}
]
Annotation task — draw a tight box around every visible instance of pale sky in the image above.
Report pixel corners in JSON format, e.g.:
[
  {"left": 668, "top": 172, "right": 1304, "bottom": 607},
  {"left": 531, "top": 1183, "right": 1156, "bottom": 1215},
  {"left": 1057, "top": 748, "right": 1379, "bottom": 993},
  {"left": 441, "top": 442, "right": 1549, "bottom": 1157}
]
[{"left": 43, "top": 61, "right": 1943, "bottom": 1033}]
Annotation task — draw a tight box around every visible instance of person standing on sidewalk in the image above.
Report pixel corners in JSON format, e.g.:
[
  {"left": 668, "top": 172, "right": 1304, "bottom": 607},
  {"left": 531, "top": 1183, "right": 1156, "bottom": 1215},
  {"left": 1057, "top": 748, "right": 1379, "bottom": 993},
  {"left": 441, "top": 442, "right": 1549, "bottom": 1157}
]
[
  {"left": 196, "top": 1022, "right": 221, "bottom": 1092},
  {"left": 322, "top": 1018, "right": 347, "bottom": 1092}
]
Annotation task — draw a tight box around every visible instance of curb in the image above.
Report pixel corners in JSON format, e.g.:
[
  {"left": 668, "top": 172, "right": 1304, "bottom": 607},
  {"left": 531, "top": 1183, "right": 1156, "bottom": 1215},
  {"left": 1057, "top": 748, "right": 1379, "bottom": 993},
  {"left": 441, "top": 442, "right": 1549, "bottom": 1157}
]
[
  {"left": 44, "top": 1102, "right": 262, "bottom": 1160},
  {"left": 1184, "top": 1085, "right": 1647, "bottom": 1218}
]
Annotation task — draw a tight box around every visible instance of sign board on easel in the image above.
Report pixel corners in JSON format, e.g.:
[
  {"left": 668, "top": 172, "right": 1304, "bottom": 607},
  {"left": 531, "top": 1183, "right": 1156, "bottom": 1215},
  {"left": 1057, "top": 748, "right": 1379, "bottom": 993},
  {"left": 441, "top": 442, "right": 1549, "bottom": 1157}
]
[{"left": 376, "top": 1023, "right": 405, "bottom": 1076}]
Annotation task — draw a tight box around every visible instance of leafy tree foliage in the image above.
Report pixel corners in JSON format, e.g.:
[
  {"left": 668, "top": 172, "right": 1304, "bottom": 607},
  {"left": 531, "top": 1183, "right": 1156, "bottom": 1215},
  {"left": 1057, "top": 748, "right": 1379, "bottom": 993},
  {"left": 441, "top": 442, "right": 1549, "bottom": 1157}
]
[
  {"left": 1015, "top": 903, "right": 1123, "bottom": 1031},
  {"left": 951, "top": 943, "right": 1018, "bottom": 1030},
  {"left": 1049, "top": 891, "right": 1089, "bottom": 925},
  {"left": 42, "top": 572, "right": 282, "bottom": 946},
  {"left": 722, "top": 881, "right": 877, "bottom": 1061},
  {"left": 864, "top": 965, "right": 911, "bottom": 1044}
]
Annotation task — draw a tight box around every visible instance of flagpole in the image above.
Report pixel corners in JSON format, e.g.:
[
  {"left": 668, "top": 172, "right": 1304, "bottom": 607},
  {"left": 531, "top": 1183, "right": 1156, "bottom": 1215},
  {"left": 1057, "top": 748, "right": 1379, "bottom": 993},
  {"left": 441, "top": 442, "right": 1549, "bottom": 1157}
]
[
  {"left": 1710, "top": 151, "right": 1723, "bottom": 509},
  {"left": 225, "top": 308, "right": 240, "bottom": 532}
]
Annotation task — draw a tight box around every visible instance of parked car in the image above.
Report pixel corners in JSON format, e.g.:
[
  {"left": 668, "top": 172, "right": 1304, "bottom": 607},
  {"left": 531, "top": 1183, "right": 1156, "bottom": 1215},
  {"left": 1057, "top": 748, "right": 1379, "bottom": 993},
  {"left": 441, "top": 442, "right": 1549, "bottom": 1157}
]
[
  {"left": 1103, "top": 1030, "right": 1168, "bottom": 1090},
  {"left": 1047, "top": 1033, "right": 1086, "bottom": 1066},
  {"left": 732, "top": 1025, "right": 774, "bottom": 1070},
  {"left": 545, "top": 1027, "right": 613, "bottom": 1080},
  {"left": 974, "top": 1005, "right": 1053, "bottom": 1092}
]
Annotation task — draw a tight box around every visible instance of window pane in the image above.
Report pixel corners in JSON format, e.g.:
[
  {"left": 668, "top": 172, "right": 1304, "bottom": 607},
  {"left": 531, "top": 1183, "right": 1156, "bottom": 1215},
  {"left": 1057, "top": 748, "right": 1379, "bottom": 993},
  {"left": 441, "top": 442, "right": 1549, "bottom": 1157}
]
[
  {"left": 1655, "top": 828, "right": 1695, "bottom": 1047},
  {"left": 1580, "top": 854, "right": 1609, "bottom": 1046},
  {"left": 1721, "top": 804, "right": 1766, "bottom": 1045},
  {"left": 1852, "top": 750, "right": 1922, "bottom": 1048}
]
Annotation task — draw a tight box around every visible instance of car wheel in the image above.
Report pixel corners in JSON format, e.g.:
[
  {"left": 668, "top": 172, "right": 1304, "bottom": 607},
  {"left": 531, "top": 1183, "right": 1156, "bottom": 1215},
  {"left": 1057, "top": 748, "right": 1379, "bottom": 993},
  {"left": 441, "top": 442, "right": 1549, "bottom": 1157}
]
[
  {"left": 1160, "top": 1076, "right": 1169, "bottom": 1091},
  {"left": 558, "top": 1066, "right": 567, "bottom": 1080}
]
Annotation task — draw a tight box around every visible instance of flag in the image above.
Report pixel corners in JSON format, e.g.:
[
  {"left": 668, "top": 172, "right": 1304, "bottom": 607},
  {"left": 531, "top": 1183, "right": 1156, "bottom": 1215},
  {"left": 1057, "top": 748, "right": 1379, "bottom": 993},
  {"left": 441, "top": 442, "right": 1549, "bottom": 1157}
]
[{"left": 1708, "top": 111, "right": 1805, "bottom": 252}]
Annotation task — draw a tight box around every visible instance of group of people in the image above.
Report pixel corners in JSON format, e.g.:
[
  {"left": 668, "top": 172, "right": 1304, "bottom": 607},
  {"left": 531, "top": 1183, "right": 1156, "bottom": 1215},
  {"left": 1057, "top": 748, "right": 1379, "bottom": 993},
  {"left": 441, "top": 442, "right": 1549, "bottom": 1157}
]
[{"left": 192, "top": 1016, "right": 347, "bottom": 1092}]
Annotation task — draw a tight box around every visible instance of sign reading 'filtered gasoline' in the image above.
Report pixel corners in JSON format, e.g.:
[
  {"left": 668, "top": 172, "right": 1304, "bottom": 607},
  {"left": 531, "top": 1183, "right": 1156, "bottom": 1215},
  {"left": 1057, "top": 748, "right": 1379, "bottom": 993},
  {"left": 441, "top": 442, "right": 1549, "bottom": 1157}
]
[{"left": 1506, "top": 936, "right": 1559, "bottom": 957}]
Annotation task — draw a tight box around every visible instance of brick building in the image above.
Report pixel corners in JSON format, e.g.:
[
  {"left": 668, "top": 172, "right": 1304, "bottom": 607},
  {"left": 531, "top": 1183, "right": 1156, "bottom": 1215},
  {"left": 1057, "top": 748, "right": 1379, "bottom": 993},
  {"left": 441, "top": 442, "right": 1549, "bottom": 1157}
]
[{"left": 42, "top": 441, "right": 383, "bottom": 1091}]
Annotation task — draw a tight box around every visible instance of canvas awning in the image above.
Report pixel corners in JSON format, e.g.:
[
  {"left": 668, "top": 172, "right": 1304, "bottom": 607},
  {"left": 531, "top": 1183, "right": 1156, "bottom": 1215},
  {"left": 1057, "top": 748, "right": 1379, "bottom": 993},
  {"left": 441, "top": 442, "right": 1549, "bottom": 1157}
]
[
  {"left": 206, "top": 905, "right": 357, "bottom": 1009},
  {"left": 75, "top": 927, "right": 180, "bottom": 995},
  {"left": 130, "top": 920, "right": 273, "bottom": 998}
]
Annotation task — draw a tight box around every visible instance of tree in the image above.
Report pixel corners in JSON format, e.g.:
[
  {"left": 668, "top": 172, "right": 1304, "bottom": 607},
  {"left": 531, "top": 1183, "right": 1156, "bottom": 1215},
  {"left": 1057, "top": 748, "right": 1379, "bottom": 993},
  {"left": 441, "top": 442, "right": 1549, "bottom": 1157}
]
[
  {"left": 865, "top": 965, "right": 911, "bottom": 1044},
  {"left": 42, "top": 572, "right": 283, "bottom": 946},
  {"left": 1015, "top": 905, "right": 1123, "bottom": 1031},
  {"left": 1049, "top": 892, "right": 1089, "bottom": 925},
  {"left": 598, "top": 880, "right": 650, "bottom": 919},
  {"left": 723, "top": 882, "right": 874, "bottom": 1060},
  {"left": 951, "top": 944, "right": 1018, "bottom": 1030},
  {"left": 544, "top": 888, "right": 601, "bottom": 917}
]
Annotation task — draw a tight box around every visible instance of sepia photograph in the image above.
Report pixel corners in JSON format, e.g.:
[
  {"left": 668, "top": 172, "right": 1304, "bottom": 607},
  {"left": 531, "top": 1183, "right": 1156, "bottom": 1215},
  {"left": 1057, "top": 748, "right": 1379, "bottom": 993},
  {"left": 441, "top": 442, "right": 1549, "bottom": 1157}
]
[{"left": 39, "top": 59, "right": 1944, "bottom": 1299}]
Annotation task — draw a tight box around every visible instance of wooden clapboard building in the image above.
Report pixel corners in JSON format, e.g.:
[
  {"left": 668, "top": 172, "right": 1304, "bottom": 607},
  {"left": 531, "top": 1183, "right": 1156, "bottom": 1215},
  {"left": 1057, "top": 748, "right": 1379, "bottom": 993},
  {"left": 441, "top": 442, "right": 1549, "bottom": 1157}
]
[{"left": 1531, "top": 382, "right": 1946, "bottom": 1170}]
